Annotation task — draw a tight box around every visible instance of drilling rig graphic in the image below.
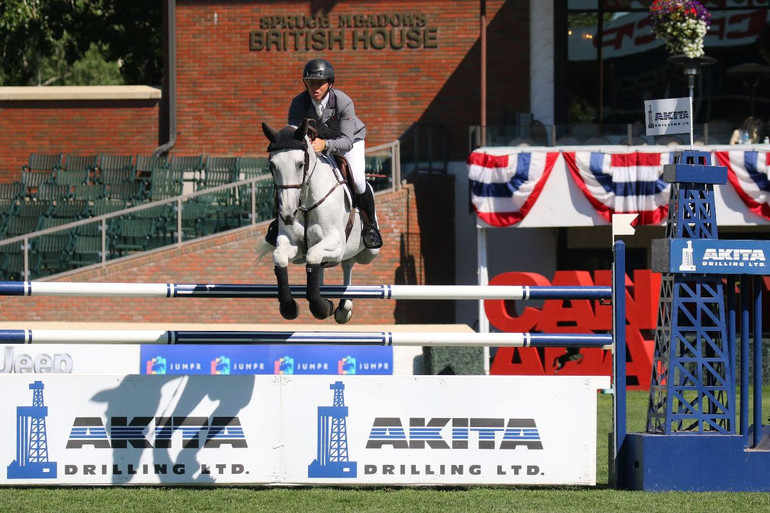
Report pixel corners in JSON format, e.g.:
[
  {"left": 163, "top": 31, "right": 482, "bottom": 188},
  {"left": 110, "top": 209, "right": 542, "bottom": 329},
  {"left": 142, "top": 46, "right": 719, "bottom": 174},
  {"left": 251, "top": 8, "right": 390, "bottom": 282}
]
[
  {"left": 7, "top": 381, "right": 57, "bottom": 479},
  {"left": 308, "top": 381, "right": 357, "bottom": 478}
]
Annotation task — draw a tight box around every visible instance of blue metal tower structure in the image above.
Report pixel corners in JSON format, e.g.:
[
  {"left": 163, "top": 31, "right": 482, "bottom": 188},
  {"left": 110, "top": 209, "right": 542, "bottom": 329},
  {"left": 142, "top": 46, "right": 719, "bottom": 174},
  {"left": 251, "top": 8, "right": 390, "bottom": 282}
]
[
  {"left": 308, "top": 381, "right": 357, "bottom": 478},
  {"left": 647, "top": 150, "right": 734, "bottom": 434},
  {"left": 7, "top": 380, "right": 57, "bottom": 479},
  {"left": 618, "top": 149, "right": 770, "bottom": 491}
]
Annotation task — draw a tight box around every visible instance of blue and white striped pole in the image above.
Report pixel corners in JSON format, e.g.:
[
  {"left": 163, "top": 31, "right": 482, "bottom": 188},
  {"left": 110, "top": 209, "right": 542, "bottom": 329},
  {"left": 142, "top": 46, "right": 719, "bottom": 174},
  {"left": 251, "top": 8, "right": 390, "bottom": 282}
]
[
  {"left": 0, "top": 281, "right": 611, "bottom": 301},
  {"left": 0, "top": 329, "right": 613, "bottom": 348}
]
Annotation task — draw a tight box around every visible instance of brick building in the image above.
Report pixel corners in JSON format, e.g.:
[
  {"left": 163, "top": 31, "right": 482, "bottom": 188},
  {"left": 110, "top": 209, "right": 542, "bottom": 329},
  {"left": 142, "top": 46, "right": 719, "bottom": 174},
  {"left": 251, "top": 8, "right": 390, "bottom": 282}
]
[{"left": 0, "top": 0, "right": 526, "bottom": 175}]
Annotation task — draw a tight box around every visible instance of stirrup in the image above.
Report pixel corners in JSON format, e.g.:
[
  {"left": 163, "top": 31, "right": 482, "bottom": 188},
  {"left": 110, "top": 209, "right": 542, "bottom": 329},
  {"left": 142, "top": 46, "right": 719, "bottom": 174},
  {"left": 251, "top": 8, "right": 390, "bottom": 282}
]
[{"left": 362, "top": 225, "right": 383, "bottom": 249}]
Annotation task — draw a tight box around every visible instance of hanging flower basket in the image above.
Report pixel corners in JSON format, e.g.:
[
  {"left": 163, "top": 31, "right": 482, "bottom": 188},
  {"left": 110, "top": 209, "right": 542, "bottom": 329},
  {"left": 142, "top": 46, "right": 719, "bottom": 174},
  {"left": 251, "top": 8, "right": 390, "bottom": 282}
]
[{"left": 649, "top": 0, "right": 711, "bottom": 58}]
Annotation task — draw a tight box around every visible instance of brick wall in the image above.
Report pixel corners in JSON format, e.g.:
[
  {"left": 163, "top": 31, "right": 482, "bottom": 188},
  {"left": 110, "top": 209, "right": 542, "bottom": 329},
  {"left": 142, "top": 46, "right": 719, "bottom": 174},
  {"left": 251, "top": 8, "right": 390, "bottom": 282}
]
[
  {"left": 0, "top": 99, "right": 160, "bottom": 180},
  {"left": 0, "top": 181, "right": 457, "bottom": 324},
  {"left": 0, "top": 1, "right": 528, "bottom": 177},
  {"left": 175, "top": 0, "right": 528, "bottom": 160}
]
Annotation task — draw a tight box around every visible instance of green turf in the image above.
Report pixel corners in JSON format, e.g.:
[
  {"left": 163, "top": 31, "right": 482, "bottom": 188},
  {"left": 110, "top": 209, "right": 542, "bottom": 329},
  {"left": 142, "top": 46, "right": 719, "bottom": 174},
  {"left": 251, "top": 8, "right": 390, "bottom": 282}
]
[{"left": 3, "top": 390, "right": 770, "bottom": 512}]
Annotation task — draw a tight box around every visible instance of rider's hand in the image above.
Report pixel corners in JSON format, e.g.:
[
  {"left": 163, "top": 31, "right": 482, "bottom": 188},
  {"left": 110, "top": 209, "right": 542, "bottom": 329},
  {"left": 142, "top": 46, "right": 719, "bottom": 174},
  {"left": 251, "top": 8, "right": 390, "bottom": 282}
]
[{"left": 311, "top": 138, "right": 326, "bottom": 153}]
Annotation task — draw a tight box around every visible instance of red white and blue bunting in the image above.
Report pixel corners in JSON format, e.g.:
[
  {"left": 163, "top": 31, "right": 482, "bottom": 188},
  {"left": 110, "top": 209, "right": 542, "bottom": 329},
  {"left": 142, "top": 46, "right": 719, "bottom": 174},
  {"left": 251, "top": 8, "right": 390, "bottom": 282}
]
[
  {"left": 467, "top": 150, "right": 559, "bottom": 227},
  {"left": 563, "top": 151, "right": 672, "bottom": 225},
  {"left": 468, "top": 149, "right": 770, "bottom": 227},
  {"left": 715, "top": 150, "right": 770, "bottom": 221}
]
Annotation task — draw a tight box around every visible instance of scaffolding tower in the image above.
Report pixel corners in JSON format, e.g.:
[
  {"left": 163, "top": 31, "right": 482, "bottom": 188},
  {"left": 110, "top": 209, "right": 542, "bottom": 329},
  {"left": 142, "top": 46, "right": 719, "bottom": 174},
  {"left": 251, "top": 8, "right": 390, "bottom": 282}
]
[{"left": 647, "top": 150, "right": 734, "bottom": 434}]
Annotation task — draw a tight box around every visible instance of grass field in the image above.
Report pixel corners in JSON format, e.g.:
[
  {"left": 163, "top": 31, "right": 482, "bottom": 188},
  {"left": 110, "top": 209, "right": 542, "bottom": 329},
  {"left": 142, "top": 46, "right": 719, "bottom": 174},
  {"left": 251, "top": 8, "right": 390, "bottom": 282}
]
[{"left": 3, "top": 390, "right": 770, "bottom": 512}]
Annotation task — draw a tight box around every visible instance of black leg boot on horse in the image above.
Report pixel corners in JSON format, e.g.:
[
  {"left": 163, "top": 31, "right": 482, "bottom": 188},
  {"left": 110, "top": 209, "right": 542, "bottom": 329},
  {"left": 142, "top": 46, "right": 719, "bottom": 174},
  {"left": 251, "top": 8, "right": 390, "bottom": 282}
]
[
  {"left": 274, "top": 266, "right": 298, "bottom": 319},
  {"left": 306, "top": 263, "right": 334, "bottom": 319},
  {"left": 356, "top": 184, "right": 383, "bottom": 249}
]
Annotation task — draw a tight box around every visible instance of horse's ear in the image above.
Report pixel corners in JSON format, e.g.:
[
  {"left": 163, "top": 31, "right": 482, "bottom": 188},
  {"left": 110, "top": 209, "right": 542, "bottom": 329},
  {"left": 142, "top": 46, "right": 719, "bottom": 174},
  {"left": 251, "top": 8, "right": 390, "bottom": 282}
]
[
  {"left": 262, "top": 122, "right": 279, "bottom": 143},
  {"left": 294, "top": 119, "right": 309, "bottom": 141}
]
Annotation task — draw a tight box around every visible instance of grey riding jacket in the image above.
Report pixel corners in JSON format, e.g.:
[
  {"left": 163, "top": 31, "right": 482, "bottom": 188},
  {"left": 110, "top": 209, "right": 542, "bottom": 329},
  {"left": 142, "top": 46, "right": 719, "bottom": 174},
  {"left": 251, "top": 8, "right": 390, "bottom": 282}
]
[{"left": 288, "top": 89, "right": 367, "bottom": 156}]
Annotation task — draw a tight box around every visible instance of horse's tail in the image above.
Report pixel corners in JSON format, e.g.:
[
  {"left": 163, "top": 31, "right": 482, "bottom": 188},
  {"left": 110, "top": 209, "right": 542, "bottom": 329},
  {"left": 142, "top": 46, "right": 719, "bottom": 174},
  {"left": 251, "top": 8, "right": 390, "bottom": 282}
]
[{"left": 255, "top": 239, "right": 273, "bottom": 263}]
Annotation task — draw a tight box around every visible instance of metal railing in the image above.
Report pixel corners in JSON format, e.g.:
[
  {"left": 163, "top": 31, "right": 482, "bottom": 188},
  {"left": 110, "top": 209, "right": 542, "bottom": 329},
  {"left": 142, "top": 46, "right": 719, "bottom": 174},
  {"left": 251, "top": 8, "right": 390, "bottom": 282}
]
[
  {"left": 469, "top": 122, "right": 743, "bottom": 150},
  {"left": 0, "top": 142, "right": 402, "bottom": 281}
]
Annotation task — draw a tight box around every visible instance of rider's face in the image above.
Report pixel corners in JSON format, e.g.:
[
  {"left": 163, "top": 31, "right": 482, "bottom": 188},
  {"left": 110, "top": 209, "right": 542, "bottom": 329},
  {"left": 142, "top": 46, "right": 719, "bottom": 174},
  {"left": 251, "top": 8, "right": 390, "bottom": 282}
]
[{"left": 304, "top": 79, "right": 330, "bottom": 102}]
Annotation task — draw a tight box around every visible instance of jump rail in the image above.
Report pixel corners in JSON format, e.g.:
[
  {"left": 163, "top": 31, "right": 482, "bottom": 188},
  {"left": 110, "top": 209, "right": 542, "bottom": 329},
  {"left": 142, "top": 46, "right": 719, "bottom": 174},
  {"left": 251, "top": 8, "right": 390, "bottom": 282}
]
[
  {"left": 0, "top": 282, "right": 611, "bottom": 301},
  {"left": 0, "top": 329, "right": 612, "bottom": 347},
  {"left": 0, "top": 241, "right": 628, "bottom": 475}
]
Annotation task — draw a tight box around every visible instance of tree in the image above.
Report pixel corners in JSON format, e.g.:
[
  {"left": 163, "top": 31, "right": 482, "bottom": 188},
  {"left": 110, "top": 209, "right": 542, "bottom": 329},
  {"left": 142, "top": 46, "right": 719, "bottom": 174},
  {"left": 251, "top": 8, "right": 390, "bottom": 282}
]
[{"left": 0, "top": 0, "right": 161, "bottom": 86}]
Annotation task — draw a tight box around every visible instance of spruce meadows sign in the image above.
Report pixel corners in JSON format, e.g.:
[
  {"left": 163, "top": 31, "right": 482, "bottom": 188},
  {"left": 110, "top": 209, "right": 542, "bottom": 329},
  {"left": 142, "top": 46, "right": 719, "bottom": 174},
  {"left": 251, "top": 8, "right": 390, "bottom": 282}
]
[{"left": 249, "top": 13, "right": 438, "bottom": 51}]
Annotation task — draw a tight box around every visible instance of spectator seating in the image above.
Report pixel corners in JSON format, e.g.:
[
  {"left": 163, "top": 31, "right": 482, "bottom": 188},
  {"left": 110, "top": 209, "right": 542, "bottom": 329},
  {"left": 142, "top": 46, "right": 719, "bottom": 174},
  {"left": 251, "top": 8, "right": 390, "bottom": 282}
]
[{"left": 0, "top": 150, "right": 390, "bottom": 279}]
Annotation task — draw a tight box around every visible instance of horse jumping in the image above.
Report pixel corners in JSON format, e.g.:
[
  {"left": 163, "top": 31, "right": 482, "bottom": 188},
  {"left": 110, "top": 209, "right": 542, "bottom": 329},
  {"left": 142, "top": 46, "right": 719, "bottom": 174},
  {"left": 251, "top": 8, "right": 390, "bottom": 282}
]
[{"left": 260, "top": 120, "right": 379, "bottom": 323}]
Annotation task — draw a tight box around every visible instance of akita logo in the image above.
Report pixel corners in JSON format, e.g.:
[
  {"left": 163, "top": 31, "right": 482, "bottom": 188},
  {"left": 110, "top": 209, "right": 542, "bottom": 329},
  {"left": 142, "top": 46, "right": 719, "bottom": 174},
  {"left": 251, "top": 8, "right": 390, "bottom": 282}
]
[
  {"left": 66, "top": 416, "right": 247, "bottom": 449},
  {"left": 366, "top": 417, "right": 543, "bottom": 450},
  {"left": 654, "top": 110, "right": 689, "bottom": 121},
  {"left": 703, "top": 249, "right": 766, "bottom": 262}
]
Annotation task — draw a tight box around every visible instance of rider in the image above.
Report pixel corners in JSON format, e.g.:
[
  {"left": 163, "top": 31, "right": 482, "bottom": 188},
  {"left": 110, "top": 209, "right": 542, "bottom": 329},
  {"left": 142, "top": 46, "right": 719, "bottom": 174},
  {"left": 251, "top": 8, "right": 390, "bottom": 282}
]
[{"left": 265, "top": 57, "right": 383, "bottom": 249}]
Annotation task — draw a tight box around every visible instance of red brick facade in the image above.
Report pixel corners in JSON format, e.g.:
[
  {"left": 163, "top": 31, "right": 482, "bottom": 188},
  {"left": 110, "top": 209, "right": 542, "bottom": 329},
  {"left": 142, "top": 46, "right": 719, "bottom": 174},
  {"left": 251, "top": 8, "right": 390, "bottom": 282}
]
[
  {"left": 0, "top": 1, "right": 528, "bottom": 176},
  {"left": 0, "top": 99, "right": 160, "bottom": 180},
  {"left": 174, "top": 0, "right": 527, "bottom": 160}
]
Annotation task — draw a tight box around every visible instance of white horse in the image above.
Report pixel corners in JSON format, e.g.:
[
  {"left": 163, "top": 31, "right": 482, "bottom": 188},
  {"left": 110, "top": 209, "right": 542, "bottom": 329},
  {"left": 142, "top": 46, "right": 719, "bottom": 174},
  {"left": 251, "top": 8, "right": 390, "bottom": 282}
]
[{"left": 259, "top": 120, "right": 379, "bottom": 323}]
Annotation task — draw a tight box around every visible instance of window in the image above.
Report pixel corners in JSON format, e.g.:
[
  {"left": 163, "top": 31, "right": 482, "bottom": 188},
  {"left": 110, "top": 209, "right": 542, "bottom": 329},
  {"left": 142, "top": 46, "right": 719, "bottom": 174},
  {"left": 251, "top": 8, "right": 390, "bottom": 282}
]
[{"left": 559, "top": 1, "right": 770, "bottom": 136}]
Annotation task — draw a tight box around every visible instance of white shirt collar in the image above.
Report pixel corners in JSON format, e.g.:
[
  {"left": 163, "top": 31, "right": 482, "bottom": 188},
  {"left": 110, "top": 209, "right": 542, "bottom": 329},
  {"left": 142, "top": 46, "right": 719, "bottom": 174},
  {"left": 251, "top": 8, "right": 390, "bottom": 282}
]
[{"left": 313, "top": 92, "right": 329, "bottom": 112}]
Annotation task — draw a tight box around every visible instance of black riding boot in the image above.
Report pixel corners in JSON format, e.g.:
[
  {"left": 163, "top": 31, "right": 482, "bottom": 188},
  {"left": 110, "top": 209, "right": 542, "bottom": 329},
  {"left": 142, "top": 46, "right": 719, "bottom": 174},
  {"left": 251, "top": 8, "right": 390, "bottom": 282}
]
[{"left": 356, "top": 185, "right": 383, "bottom": 249}]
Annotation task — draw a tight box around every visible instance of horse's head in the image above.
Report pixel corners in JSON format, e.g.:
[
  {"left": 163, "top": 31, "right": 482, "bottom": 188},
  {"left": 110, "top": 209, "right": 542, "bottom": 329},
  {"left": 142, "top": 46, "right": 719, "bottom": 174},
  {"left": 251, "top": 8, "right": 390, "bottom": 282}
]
[{"left": 262, "top": 120, "right": 312, "bottom": 224}]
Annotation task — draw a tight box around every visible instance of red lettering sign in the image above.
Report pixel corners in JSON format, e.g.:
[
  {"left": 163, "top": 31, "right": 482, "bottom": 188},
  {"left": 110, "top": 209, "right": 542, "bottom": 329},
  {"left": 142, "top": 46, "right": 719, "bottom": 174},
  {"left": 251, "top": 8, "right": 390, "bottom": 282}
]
[{"left": 487, "top": 270, "right": 661, "bottom": 390}]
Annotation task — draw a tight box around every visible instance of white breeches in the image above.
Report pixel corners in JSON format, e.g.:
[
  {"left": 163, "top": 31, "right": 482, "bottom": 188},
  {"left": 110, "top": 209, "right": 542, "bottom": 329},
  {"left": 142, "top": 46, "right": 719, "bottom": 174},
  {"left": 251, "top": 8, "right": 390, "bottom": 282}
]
[{"left": 344, "top": 139, "right": 366, "bottom": 194}]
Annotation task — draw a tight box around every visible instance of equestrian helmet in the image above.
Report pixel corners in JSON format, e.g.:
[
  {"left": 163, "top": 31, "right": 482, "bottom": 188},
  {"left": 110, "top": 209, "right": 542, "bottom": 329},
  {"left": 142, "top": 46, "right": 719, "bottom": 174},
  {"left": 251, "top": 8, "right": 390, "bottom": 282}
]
[{"left": 302, "top": 58, "right": 335, "bottom": 84}]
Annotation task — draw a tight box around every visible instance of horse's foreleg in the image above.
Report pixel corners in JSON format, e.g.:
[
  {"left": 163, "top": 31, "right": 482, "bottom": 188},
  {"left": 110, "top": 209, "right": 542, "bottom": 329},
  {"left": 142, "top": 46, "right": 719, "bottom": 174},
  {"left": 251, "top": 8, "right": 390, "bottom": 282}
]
[
  {"left": 334, "top": 261, "right": 354, "bottom": 324},
  {"left": 306, "top": 263, "right": 333, "bottom": 320},
  {"left": 274, "top": 266, "right": 298, "bottom": 320}
]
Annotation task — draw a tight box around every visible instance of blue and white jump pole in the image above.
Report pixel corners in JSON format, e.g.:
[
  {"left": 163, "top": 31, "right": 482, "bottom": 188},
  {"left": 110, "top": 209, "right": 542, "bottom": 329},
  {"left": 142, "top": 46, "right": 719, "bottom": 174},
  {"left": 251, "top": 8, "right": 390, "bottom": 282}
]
[
  {"left": 0, "top": 282, "right": 611, "bottom": 301},
  {"left": 0, "top": 241, "right": 628, "bottom": 477}
]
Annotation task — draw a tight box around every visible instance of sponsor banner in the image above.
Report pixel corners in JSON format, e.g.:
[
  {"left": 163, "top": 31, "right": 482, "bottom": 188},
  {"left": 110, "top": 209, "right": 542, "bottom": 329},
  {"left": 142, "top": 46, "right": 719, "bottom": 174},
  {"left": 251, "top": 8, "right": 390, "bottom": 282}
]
[
  {"left": 0, "top": 375, "right": 607, "bottom": 486},
  {"left": 0, "top": 345, "right": 138, "bottom": 375},
  {"left": 658, "top": 239, "right": 770, "bottom": 275},
  {"left": 285, "top": 375, "right": 608, "bottom": 485},
  {"left": 644, "top": 97, "right": 691, "bottom": 136},
  {"left": 140, "top": 345, "right": 392, "bottom": 376},
  {"left": 0, "top": 375, "right": 274, "bottom": 485}
]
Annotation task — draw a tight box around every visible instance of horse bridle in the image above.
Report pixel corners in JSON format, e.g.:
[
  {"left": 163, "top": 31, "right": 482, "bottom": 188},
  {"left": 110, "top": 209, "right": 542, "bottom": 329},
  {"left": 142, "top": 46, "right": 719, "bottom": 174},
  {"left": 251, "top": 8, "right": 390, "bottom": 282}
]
[{"left": 272, "top": 136, "right": 345, "bottom": 217}]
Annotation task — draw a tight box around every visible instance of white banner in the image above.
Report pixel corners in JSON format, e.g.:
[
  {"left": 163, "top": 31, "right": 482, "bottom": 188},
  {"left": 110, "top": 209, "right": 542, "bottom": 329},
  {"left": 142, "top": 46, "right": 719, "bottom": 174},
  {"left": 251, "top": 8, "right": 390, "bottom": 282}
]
[
  {"left": 0, "top": 374, "right": 608, "bottom": 486},
  {"left": 0, "top": 344, "right": 139, "bottom": 375},
  {"left": 644, "top": 97, "right": 691, "bottom": 136}
]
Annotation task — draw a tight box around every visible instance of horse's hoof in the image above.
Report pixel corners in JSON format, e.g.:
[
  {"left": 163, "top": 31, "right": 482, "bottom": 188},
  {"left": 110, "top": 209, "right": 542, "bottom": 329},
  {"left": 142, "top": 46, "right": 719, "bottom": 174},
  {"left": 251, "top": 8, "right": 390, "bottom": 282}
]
[
  {"left": 310, "top": 299, "right": 334, "bottom": 320},
  {"left": 334, "top": 307, "right": 352, "bottom": 324},
  {"left": 280, "top": 300, "right": 299, "bottom": 320}
]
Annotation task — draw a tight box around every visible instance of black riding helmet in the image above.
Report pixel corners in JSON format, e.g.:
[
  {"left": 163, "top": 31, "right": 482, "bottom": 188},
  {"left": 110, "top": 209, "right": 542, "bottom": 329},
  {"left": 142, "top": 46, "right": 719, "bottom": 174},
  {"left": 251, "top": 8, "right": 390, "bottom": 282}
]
[{"left": 302, "top": 58, "right": 335, "bottom": 85}]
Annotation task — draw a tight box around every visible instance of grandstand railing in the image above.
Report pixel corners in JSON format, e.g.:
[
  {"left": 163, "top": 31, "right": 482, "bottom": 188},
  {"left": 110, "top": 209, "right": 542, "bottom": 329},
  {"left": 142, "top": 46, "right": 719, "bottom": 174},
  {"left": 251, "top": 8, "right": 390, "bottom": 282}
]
[{"left": 0, "top": 142, "right": 401, "bottom": 281}]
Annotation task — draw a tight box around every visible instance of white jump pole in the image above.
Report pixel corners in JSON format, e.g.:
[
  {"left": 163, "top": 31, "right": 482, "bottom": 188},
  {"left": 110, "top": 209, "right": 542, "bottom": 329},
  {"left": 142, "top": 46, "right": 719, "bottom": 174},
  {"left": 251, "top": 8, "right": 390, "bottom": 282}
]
[
  {"left": 0, "top": 329, "right": 613, "bottom": 348},
  {"left": 0, "top": 282, "right": 611, "bottom": 301}
]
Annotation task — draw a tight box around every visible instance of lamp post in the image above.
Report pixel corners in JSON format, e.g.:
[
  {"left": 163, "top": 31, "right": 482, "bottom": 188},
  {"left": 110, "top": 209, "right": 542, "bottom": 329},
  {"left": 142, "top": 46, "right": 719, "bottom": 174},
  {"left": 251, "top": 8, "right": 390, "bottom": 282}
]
[
  {"left": 667, "top": 54, "right": 717, "bottom": 100},
  {"left": 667, "top": 55, "right": 717, "bottom": 146}
]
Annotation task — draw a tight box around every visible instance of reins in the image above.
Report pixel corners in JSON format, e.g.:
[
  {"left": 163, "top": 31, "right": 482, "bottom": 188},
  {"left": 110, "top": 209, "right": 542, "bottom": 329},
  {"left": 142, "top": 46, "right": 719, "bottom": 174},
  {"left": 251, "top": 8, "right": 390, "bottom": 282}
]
[{"left": 270, "top": 130, "right": 349, "bottom": 247}]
